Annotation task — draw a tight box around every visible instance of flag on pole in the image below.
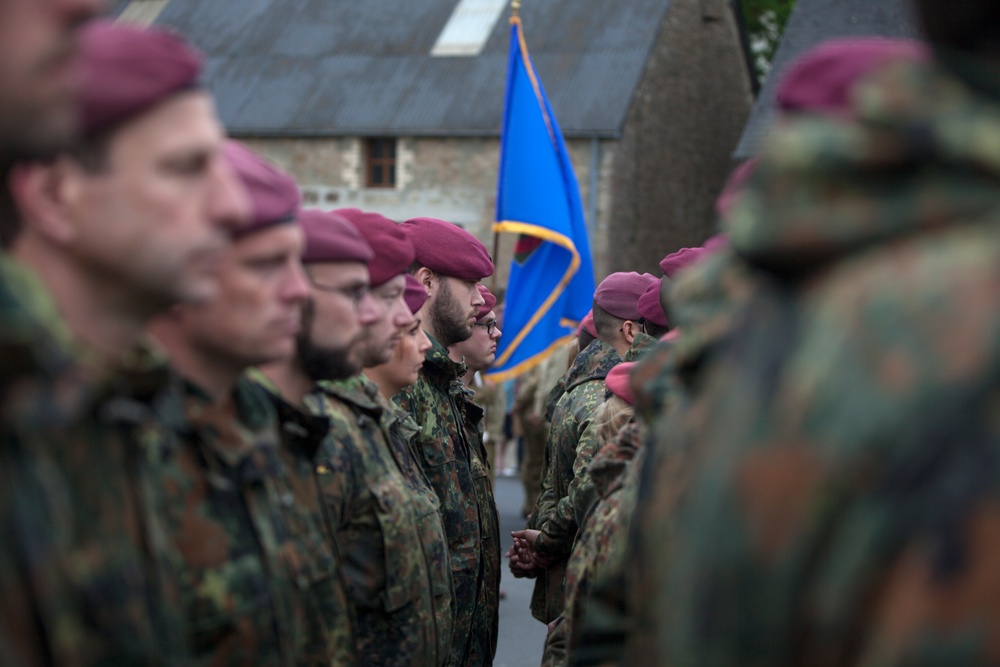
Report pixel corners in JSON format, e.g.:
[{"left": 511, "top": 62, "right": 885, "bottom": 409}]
[{"left": 485, "top": 10, "right": 596, "bottom": 382}]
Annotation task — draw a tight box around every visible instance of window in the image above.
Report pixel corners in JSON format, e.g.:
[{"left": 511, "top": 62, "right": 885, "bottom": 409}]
[
  {"left": 366, "top": 138, "right": 397, "bottom": 188},
  {"left": 431, "top": 0, "right": 508, "bottom": 57}
]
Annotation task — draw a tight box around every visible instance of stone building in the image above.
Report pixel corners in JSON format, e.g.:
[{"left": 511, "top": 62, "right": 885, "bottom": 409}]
[{"left": 115, "top": 0, "right": 753, "bottom": 281}]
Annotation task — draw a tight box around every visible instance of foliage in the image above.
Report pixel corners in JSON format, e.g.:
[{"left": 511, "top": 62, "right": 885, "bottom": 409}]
[{"left": 741, "top": 0, "right": 796, "bottom": 81}]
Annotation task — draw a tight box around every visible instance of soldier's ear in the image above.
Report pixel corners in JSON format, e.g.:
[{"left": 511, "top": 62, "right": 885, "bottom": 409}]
[
  {"left": 8, "top": 161, "right": 76, "bottom": 246},
  {"left": 621, "top": 320, "right": 637, "bottom": 345},
  {"left": 415, "top": 266, "right": 436, "bottom": 295}
]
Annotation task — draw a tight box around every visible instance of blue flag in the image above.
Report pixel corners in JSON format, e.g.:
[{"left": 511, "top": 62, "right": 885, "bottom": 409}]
[{"left": 486, "top": 16, "right": 595, "bottom": 382}]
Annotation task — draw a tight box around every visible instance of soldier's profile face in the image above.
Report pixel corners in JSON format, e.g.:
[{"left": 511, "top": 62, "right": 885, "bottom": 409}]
[
  {"left": 0, "top": 0, "right": 103, "bottom": 159},
  {"left": 452, "top": 309, "right": 500, "bottom": 372},
  {"left": 176, "top": 224, "right": 309, "bottom": 368},
  {"left": 375, "top": 318, "right": 430, "bottom": 389},
  {"left": 429, "top": 276, "right": 481, "bottom": 346},
  {"left": 305, "top": 261, "right": 381, "bottom": 364},
  {"left": 362, "top": 274, "right": 414, "bottom": 367},
  {"left": 62, "top": 91, "right": 249, "bottom": 310}
]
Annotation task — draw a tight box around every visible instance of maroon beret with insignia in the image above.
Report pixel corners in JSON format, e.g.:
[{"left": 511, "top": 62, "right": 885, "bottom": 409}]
[
  {"left": 299, "top": 209, "right": 373, "bottom": 265},
  {"left": 333, "top": 209, "right": 414, "bottom": 287},
  {"left": 80, "top": 20, "right": 203, "bottom": 137},
  {"left": 400, "top": 217, "right": 494, "bottom": 280}
]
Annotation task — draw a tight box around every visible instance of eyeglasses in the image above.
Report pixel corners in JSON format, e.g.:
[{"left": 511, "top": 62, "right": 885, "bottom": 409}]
[
  {"left": 474, "top": 319, "right": 498, "bottom": 335},
  {"left": 309, "top": 280, "right": 370, "bottom": 305}
]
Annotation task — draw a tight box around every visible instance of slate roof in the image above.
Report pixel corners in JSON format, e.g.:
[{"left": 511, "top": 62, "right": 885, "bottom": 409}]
[
  {"left": 733, "top": 0, "right": 920, "bottom": 158},
  {"left": 114, "top": 0, "right": 676, "bottom": 139}
]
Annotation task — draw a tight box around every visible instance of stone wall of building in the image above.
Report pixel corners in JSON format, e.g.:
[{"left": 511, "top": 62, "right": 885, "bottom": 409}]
[
  {"left": 241, "top": 135, "right": 615, "bottom": 287},
  {"left": 606, "top": 0, "right": 753, "bottom": 275}
]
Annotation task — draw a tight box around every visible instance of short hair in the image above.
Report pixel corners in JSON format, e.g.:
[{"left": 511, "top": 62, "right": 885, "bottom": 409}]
[
  {"left": 913, "top": 0, "right": 1000, "bottom": 56},
  {"left": 639, "top": 318, "right": 670, "bottom": 339},
  {"left": 592, "top": 302, "right": 625, "bottom": 343}
]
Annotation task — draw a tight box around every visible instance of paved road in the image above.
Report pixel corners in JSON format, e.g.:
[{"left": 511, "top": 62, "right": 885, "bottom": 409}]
[{"left": 493, "top": 474, "right": 547, "bottom": 667}]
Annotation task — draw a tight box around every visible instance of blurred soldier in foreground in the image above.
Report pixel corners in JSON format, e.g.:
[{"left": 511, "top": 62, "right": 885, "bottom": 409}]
[
  {"left": 149, "top": 143, "right": 356, "bottom": 665},
  {"left": 394, "top": 217, "right": 500, "bottom": 667},
  {"left": 630, "top": 3, "right": 1000, "bottom": 662},
  {"left": 288, "top": 208, "right": 454, "bottom": 666},
  {"left": 3, "top": 19, "right": 248, "bottom": 664}
]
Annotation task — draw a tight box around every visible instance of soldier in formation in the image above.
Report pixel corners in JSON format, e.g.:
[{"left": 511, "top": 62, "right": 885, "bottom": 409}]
[{"left": 7, "top": 2, "right": 1000, "bottom": 667}]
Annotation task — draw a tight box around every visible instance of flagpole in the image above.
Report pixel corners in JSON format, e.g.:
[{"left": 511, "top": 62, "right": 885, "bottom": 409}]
[{"left": 493, "top": 0, "right": 521, "bottom": 295}]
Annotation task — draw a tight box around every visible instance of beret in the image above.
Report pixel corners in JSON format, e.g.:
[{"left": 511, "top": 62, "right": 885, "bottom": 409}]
[
  {"left": 636, "top": 282, "right": 668, "bottom": 328},
  {"left": 594, "top": 272, "right": 658, "bottom": 321},
  {"left": 223, "top": 141, "right": 299, "bottom": 236},
  {"left": 477, "top": 284, "right": 497, "bottom": 319},
  {"left": 605, "top": 362, "right": 637, "bottom": 406},
  {"left": 703, "top": 233, "right": 729, "bottom": 254},
  {"left": 715, "top": 158, "right": 758, "bottom": 219},
  {"left": 404, "top": 274, "right": 428, "bottom": 314},
  {"left": 578, "top": 309, "right": 598, "bottom": 338},
  {"left": 659, "top": 248, "right": 706, "bottom": 278},
  {"left": 333, "top": 209, "right": 414, "bottom": 287},
  {"left": 400, "top": 217, "right": 494, "bottom": 280},
  {"left": 299, "top": 209, "right": 373, "bottom": 265},
  {"left": 80, "top": 20, "right": 203, "bottom": 137},
  {"left": 776, "top": 38, "right": 928, "bottom": 117}
]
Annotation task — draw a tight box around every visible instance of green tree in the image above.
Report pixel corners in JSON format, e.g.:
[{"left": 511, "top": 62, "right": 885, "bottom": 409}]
[{"left": 741, "top": 0, "right": 796, "bottom": 81}]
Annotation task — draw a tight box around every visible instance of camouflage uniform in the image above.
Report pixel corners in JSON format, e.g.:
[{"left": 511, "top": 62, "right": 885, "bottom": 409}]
[
  {"left": 155, "top": 375, "right": 352, "bottom": 666},
  {"left": 632, "top": 57, "right": 1000, "bottom": 666},
  {"left": 541, "top": 421, "right": 646, "bottom": 667},
  {"left": 0, "top": 255, "right": 188, "bottom": 665},
  {"left": 517, "top": 339, "right": 576, "bottom": 516},
  {"left": 394, "top": 334, "right": 500, "bottom": 667},
  {"left": 528, "top": 334, "right": 655, "bottom": 624},
  {"left": 304, "top": 374, "right": 453, "bottom": 667}
]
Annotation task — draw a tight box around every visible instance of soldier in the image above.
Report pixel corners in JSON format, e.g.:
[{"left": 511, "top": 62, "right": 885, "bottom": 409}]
[
  {"left": 510, "top": 272, "right": 658, "bottom": 625},
  {"left": 629, "top": 14, "right": 1000, "bottom": 665},
  {"left": 2, "top": 20, "right": 249, "bottom": 665},
  {"left": 364, "top": 274, "right": 434, "bottom": 400},
  {"left": 393, "top": 217, "right": 500, "bottom": 667},
  {"left": 286, "top": 208, "right": 454, "bottom": 666},
  {"left": 451, "top": 284, "right": 505, "bottom": 480},
  {"left": 148, "top": 142, "right": 356, "bottom": 665}
]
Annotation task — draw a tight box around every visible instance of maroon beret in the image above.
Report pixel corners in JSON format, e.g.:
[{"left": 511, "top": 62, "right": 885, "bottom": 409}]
[
  {"left": 605, "top": 362, "right": 637, "bottom": 406},
  {"left": 299, "top": 209, "right": 373, "bottom": 265},
  {"left": 223, "top": 141, "right": 299, "bottom": 236},
  {"left": 594, "top": 272, "right": 658, "bottom": 321},
  {"left": 659, "top": 248, "right": 706, "bottom": 278},
  {"left": 636, "top": 282, "right": 668, "bottom": 328},
  {"left": 578, "top": 309, "right": 598, "bottom": 338},
  {"left": 80, "top": 20, "right": 203, "bottom": 137},
  {"left": 400, "top": 217, "right": 494, "bottom": 280},
  {"left": 404, "top": 274, "right": 428, "bottom": 314},
  {"left": 703, "top": 234, "right": 729, "bottom": 254},
  {"left": 333, "top": 209, "right": 414, "bottom": 287},
  {"left": 715, "top": 158, "right": 758, "bottom": 219},
  {"left": 477, "top": 284, "right": 497, "bottom": 319},
  {"left": 776, "top": 38, "right": 928, "bottom": 117}
]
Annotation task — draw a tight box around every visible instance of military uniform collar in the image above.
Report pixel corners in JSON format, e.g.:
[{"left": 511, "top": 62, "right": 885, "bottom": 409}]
[
  {"left": 247, "top": 370, "right": 329, "bottom": 463},
  {"left": 315, "top": 373, "right": 383, "bottom": 414},
  {"left": 423, "top": 332, "right": 467, "bottom": 383},
  {"left": 564, "top": 339, "right": 621, "bottom": 393}
]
